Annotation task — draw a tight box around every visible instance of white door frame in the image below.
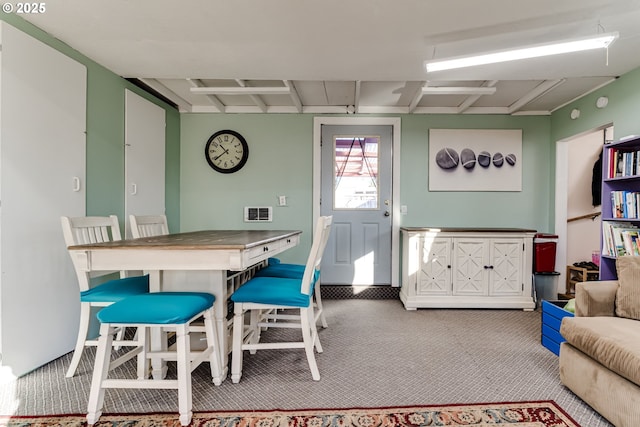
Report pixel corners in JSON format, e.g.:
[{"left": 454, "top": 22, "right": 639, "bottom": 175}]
[
  {"left": 554, "top": 124, "right": 610, "bottom": 288},
  {"left": 313, "top": 116, "right": 401, "bottom": 286}
]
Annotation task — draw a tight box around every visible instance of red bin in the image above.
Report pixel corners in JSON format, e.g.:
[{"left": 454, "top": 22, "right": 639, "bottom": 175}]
[{"left": 534, "top": 233, "right": 558, "bottom": 273}]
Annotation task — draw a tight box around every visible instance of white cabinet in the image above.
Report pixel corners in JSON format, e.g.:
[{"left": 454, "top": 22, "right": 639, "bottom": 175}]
[{"left": 401, "top": 228, "right": 535, "bottom": 310}]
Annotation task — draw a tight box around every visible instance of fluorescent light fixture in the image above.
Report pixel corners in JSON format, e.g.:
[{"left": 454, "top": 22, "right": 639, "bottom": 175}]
[
  {"left": 422, "top": 87, "right": 496, "bottom": 95},
  {"left": 425, "top": 32, "right": 618, "bottom": 73}
]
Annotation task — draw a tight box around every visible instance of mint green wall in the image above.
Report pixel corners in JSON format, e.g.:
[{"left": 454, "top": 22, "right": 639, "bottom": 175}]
[
  {"left": 180, "top": 114, "right": 314, "bottom": 263},
  {"left": 1, "top": 16, "right": 181, "bottom": 231},
  {"left": 550, "top": 67, "right": 640, "bottom": 230},
  {"left": 180, "top": 113, "right": 553, "bottom": 262},
  {"left": 399, "top": 115, "right": 552, "bottom": 230},
  {"left": 552, "top": 68, "right": 640, "bottom": 143}
]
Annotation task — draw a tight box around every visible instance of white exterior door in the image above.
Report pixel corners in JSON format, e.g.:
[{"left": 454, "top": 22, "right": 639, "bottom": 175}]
[
  {"left": 0, "top": 23, "right": 86, "bottom": 376},
  {"left": 320, "top": 125, "right": 393, "bottom": 285},
  {"left": 124, "top": 90, "right": 165, "bottom": 238}
]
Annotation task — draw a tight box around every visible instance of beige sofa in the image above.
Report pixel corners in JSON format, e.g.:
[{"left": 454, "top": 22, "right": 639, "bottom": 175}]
[{"left": 559, "top": 256, "right": 640, "bottom": 427}]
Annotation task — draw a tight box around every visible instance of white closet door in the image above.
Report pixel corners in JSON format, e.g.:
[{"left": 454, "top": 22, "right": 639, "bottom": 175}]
[
  {"left": 124, "top": 90, "right": 166, "bottom": 238},
  {"left": 0, "top": 23, "right": 86, "bottom": 376}
]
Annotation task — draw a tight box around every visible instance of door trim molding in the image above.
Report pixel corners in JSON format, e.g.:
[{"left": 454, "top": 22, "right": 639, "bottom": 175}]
[{"left": 313, "top": 116, "right": 401, "bottom": 286}]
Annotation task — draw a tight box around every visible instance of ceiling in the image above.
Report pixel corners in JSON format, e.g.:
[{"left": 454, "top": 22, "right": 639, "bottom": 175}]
[{"left": 21, "top": 0, "right": 640, "bottom": 115}]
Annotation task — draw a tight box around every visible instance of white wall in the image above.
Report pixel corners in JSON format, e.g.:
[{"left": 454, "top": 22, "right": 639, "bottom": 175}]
[{"left": 566, "top": 131, "right": 603, "bottom": 266}]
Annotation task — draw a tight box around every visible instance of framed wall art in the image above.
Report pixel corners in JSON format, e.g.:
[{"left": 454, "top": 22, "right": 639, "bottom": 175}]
[{"left": 428, "top": 129, "right": 522, "bottom": 192}]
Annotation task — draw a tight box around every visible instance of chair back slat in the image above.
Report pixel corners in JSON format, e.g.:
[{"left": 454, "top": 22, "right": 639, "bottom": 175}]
[
  {"left": 301, "top": 216, "right": 332, "bottom": 295},
  {"left": 129, "top": 214, "right": 169, "bottom": 238},
  {"left": 62, "top": 215, "right": 122, "bottom": 246},
  {"left": 61, "top": 215, "right": 124, "bottom": 292}
]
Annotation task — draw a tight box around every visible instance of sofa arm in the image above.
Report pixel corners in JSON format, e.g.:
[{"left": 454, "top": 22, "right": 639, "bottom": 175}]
[{"left": 575, "top": 280, "right": 618, "bottom": 317}]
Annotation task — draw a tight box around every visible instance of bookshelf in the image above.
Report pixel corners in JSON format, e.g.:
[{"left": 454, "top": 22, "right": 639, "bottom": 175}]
[{"left": 601, "top": 135, "right": 640, "bottom": 280}]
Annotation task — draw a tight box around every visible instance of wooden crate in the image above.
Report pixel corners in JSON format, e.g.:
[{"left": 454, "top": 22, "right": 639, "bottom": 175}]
[{"left": 564, "top": 265, "right": 599, "bottom": 297}]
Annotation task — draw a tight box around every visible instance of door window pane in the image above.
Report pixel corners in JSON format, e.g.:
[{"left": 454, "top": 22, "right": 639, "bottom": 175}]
[{"left": 333, "top": 136, "right": 379, "bottom": 209}]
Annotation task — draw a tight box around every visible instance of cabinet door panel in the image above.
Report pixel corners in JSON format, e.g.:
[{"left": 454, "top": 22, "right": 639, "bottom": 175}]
[
  {"left": 490, "top": 239, "right": 523, "bottom": 295},
  {"left": 417, "top": 237, "right": 451, "bottom": 295},
  {"left": 453, "top": 239, "right": 488, "bottom": 295}
]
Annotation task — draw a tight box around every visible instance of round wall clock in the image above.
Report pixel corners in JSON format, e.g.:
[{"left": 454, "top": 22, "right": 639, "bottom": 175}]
[{"left": 204, "top": 130, "right": 249, "bottom": 173}]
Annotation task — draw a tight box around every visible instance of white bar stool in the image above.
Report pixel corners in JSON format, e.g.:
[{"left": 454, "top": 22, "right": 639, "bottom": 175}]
[{"left": 86, "top": 292, "right": 223, "bottom": 426}]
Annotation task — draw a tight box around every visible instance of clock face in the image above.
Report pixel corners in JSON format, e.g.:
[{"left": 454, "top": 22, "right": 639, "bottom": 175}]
[{"left": 205, "top": 130, "right": 249, "bottom": 173}]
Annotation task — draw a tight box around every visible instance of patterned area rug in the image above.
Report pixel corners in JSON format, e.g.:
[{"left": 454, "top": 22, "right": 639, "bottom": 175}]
[{"left": 0, "top": 401, "right": 580, "bottom": 426}]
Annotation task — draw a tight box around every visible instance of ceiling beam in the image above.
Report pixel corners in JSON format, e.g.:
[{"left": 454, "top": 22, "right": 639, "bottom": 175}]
[
  {"left": 408, "top": 82, "right": 427, "bottom": 113},
  {"left": 235, "top": 79, "right": 267, "bottom": 113},
  {"left": 190, "top": 86, "right": 292, "bottom": 95},
  {"left": 354, "top": 80, "right": 361, "bottom": 114},
  {"left": 457, "top": 80, "right": 499, "bottom": 113},
  {"left": 422, "top": 86, "right": 497, "bottom": 95},
  {"left": 186, "top": 79, "right": 225, "bottom": 112},
  {"left": 508, "top": 79, "right": 565, "bottom": 114},
  {"left": 283, "top": 80, "right": 303, "bottom": 113},
  {"left": 138, "top": 78, "right": 192, "bottom": 112}
]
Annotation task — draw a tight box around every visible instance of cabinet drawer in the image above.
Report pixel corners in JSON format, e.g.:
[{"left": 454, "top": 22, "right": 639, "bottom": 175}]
[
  {"left": 246, "top": 241, "right": 282, "bottom": 262},
  {"left": 245, "top": 233, "right": 299, "bottom": 263},
  {"left": 280, "top": 233, "right": 299, "bottom": 251}
]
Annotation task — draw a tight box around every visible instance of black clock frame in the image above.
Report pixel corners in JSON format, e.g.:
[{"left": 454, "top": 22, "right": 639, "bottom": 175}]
[{"left": 204, "top": 129, "right": 249, "bottom": 174}]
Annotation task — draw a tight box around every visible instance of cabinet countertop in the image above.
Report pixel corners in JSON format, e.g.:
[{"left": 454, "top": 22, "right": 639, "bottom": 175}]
[{"left": 400, "top": 227, "right": 537, "bottom": 233}]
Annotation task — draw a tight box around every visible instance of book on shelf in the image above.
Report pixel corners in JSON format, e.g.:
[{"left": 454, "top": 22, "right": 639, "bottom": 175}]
[
  {"left": 610, "top": 190, "right": 640, "bottom": 218},
  {"left": 607, "top": 148, "right": 640, "bottom": 179},
  {"left": 602, "top": 221, "right": 640, "bottom": 257}
]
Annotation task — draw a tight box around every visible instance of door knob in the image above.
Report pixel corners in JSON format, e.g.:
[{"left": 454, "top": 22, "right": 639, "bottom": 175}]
[{"left": 384, "top": 211, "right": 390, "bottom": 217}]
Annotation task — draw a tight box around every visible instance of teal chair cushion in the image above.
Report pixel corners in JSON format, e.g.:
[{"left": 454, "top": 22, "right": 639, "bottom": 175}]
[
  {"left": 97, "top": 292, "right": 215, "bottom": 325},
  {"left": 256, "top": 264, "right": 303, "bottom": 277},
  {"left": 80, "top": 275, "right": 149, "bottom": 303},
  {"left": 231, "top": 277, "right": 311, "bottom": 308},
  {"left": 255, "top": 265, "right": 319, "bottom": 283}
]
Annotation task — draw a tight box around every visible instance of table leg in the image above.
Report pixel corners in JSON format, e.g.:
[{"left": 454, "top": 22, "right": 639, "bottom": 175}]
[
  {"left": 148, "top": 270, "right": 168, "bottom": 379},
  {"left": 162, "top": 270, "right": 230, "bottom": 378},
  {"left": 207, "top": 270, "right": 229, "bottom": 378}
]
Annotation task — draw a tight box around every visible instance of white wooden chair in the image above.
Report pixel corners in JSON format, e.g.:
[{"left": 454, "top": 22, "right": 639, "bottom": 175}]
[
  {"left": 129, "top": 214, "right": 169, "bottom": 238},
  {"left": 61, "top": 215, "right": 149, "bottom": 378},
  {"left": 230, "top": 216, "right": 332, "bottom": 382},
  {"left": 256, "top": 260, "right": 328, "bottom": 328},
  {"left": 86, "top": 292, "right": 223, "bottom": 426}
]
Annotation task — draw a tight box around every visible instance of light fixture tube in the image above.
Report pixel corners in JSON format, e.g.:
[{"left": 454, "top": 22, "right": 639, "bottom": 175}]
[
  {"left": 425, "top": 32, "right": 618, "bottom": 73},
  {"left": 422, "top": 87, "right": 496, "bottom": 95}
]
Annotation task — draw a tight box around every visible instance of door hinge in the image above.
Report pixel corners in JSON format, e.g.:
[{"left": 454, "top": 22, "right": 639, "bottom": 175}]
[{"left": 523, "top": 243, "right": 525, "bottom": 251}]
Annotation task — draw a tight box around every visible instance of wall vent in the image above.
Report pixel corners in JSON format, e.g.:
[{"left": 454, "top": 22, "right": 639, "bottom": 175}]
[{"left": 244, "top": 206, "right": 273, "bottom": 222}]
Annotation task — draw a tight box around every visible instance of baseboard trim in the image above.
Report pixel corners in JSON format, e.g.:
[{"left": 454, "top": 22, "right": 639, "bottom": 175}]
[{"left": 320, "top": 285, "right": 400, "bottom": 300}]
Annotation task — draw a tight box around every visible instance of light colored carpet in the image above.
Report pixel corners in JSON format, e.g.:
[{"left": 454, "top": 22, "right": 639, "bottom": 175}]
[{"left": 0, "top": 298, "right": 612, "bottom": 426}]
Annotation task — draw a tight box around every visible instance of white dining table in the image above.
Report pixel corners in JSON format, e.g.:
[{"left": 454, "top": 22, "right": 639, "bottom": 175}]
[{"left": 67, "top": 229, "right": 302, "bottom": 378}]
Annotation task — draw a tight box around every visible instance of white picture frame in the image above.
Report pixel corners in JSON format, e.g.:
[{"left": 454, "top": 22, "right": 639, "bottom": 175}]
[{"left": 428, "top": 129, "right": 522, "bottom": 192}]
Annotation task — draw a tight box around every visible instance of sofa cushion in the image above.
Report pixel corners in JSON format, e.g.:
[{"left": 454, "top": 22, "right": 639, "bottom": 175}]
[
  {"left": 561, "top": 316, "right": 640, "bottom": 386},
  {"left": 615, "top": 256, "right": 640, "bottom": 320}
]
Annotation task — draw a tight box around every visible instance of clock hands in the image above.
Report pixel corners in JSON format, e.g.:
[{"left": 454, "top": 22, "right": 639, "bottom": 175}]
[{"left": 213, "top": 146, "right": 230, "bottom": 161}]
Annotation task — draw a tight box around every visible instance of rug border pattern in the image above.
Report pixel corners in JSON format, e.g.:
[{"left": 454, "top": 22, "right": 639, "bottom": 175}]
[{"left": 0, "top": 400, "right": 581, "bottom": 427}]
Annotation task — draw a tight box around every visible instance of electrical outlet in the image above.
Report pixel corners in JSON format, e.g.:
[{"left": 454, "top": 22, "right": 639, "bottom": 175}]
[{"left": 278, "top": 195, "right": 287, "bottom": 206}]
